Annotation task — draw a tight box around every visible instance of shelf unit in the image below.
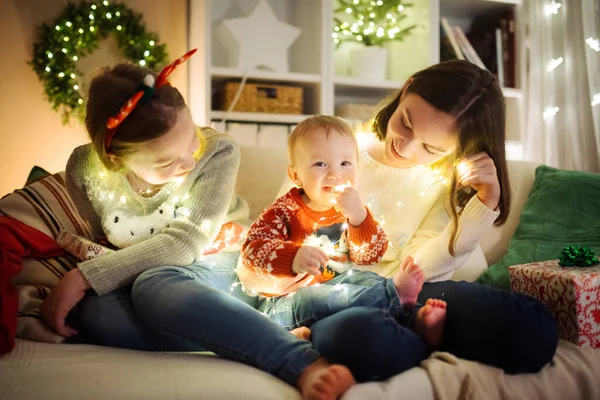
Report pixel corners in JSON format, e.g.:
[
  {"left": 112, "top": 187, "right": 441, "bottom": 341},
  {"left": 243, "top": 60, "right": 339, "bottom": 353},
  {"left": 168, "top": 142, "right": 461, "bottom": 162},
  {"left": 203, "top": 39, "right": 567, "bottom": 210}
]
[{"left": 188, "top": 0, "right": 523, "bottom": 146}]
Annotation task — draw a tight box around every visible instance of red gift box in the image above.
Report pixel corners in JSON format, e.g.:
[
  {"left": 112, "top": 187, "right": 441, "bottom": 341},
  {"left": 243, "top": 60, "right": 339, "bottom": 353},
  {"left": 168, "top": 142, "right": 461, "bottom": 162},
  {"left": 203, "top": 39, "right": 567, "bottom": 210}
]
[{"left": 509, "top": 260, "right": 600, "bottom": 348}]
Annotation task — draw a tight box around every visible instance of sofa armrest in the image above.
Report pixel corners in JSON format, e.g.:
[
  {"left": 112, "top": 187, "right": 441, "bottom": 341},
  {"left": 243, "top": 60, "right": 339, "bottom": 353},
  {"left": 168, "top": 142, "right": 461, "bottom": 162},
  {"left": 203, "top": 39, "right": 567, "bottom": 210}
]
[{"left": 480, "top": 160, "right": 540, "bottom": 265}]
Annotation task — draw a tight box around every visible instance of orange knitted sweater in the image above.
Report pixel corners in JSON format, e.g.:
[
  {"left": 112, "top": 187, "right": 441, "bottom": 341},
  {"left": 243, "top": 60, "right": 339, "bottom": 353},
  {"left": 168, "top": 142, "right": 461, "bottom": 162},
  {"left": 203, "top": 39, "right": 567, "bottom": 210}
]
[{"left": 239, "top": 187, "right": 388, "bottom": 296}]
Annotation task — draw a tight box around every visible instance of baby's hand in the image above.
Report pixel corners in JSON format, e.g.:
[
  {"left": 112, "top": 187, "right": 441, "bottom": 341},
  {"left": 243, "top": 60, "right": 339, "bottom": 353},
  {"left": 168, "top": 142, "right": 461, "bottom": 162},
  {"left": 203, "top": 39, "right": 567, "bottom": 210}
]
[
  {"left": 292, "top": 246, "right": 329, "bottom": 276},
  {"left": 335, "top": 187, "right": 368, "bottom": 226}
]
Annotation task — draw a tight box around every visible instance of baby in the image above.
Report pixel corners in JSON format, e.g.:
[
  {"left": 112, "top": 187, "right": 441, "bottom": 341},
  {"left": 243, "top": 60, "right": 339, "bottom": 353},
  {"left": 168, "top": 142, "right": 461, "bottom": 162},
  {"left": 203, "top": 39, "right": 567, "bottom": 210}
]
[{"left": 238, "top": 115, "right": 446, "bottom": 348}]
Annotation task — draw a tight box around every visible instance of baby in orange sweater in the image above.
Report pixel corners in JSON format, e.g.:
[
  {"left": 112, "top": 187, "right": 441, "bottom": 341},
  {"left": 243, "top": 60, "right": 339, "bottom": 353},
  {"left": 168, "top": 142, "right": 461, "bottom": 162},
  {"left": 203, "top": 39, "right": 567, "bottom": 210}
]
[{"left": 238, "top": 115, "right": 446, "bottom": 349}]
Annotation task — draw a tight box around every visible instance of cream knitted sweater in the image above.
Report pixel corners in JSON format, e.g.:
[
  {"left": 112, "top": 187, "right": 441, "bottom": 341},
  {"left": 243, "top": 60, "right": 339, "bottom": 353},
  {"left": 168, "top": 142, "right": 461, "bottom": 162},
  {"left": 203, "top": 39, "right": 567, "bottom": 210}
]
[{"left": 66, "top": 129, "right": 249, "bottom": 295}]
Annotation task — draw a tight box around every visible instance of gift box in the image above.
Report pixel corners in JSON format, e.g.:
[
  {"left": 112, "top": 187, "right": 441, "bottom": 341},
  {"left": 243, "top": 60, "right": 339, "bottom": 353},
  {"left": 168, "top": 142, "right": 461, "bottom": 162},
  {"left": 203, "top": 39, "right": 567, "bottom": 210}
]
[{"left": 509, "top": 260, "right": 600, "bottom": 348}]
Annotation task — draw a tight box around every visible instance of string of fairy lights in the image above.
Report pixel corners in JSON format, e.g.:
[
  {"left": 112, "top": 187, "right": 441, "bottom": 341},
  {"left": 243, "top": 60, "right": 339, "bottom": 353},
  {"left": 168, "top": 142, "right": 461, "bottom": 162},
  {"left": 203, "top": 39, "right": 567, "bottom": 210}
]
[
  {"left": 29, "top": 1, "right": 167, "bottom": 124},
  {"left": 543, "top": 0, "right": 600, "bottom": 119},
  {"left": 332, "top": 0, "right": 416, "bottom": 47}
]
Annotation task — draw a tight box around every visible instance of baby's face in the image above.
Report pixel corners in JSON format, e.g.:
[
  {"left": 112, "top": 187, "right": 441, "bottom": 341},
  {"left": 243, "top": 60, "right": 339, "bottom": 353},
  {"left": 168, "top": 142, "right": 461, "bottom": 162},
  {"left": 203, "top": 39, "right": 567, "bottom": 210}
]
[{"left": 289, "top": 129, "right": 358, "bottom": 211}]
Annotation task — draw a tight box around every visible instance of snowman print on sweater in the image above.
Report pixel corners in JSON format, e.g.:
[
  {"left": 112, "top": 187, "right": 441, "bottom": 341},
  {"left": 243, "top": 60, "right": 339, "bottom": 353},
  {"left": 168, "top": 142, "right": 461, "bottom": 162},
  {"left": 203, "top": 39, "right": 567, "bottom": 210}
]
[{"left": 104, "top": 203, "right": 176, "bottom": 248}]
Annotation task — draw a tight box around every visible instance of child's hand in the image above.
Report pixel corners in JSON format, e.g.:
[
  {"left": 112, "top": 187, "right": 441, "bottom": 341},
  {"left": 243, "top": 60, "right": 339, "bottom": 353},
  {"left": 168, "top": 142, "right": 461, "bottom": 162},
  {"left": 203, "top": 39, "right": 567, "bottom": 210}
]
[
  {"left": 292, "top": 246, "right": 329, "bottom": 276},
  {"left": 335, "top": 187, "right": 368, "bottom": 226},
  {"left": 456, "top": 152, "right": 500, "bottom": 211}
]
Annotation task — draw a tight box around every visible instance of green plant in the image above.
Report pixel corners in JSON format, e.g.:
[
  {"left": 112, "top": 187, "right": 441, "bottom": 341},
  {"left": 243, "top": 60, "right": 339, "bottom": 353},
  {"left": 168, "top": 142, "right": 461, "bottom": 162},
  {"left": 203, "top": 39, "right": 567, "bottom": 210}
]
[
  {"left": 333, "top": 0, "right": 417, "bottom": 47},
  {"left": 29, "top": 1, "right": 167, "bottom": 124}
]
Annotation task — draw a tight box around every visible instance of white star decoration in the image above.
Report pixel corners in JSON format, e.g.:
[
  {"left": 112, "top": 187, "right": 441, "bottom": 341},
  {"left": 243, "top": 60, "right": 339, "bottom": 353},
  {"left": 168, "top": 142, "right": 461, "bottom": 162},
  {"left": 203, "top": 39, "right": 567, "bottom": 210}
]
[{"left": 216, "top": 0, "right": 301, "bottom": 72}]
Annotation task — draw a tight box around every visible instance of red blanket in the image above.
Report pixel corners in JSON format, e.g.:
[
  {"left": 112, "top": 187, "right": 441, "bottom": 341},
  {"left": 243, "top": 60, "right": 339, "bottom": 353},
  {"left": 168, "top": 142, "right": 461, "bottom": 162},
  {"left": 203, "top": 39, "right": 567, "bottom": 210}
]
[{"left": 0, "top": 216, "right": 65, "bottom": 354}]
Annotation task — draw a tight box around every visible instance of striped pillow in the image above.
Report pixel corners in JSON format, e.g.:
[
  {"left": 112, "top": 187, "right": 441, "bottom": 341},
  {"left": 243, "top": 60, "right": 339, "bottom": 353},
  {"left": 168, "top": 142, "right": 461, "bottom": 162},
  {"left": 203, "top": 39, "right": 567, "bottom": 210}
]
[{"left": 0, "top": 172, "right": 91, "bottom": 343}]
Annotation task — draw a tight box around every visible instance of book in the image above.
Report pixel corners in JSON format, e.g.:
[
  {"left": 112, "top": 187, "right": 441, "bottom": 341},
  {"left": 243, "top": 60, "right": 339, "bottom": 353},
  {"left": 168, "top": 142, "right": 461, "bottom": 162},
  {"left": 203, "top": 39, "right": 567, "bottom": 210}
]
[
  {"left": 467, "top": 8, "right": 516, "bottom": 88},
  {"left": 453, "top": 26, "right": 486, "bottom": 70},
  {"left": 441, "top": 17, "right": 464, "bottom": 60},
  {"left": 496, "top": 28, "right": 505, "bottom": 88}
]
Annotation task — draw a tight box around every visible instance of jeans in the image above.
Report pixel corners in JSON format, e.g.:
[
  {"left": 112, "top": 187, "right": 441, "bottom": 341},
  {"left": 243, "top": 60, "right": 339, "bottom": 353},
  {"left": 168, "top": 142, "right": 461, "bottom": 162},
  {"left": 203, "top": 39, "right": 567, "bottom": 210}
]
[
  {"left": 130, "top": 251, "right": 320, "bottom": 385},
  {"left": 310, "top": 280, "right": 559, "bottom": 383},
  {"left": 76, "top": 251, "right": 421, "bottom": 385},
  {"left": 257, "top": 269, "right": 416, "bottom": 330}
]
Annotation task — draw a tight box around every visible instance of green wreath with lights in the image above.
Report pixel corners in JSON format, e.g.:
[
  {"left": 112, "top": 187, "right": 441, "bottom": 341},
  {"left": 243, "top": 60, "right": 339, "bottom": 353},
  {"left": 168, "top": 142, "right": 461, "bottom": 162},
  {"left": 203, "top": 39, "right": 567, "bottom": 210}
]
[{"left": 29, "top": 1, "right": 168, "bottom": 124}]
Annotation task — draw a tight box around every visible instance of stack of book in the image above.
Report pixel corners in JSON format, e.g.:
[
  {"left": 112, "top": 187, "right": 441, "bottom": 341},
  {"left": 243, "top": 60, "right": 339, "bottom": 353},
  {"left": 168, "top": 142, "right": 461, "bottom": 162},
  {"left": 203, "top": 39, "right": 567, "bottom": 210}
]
[{"left": 440, "top": 9, "right": 516, "bottom": 88}]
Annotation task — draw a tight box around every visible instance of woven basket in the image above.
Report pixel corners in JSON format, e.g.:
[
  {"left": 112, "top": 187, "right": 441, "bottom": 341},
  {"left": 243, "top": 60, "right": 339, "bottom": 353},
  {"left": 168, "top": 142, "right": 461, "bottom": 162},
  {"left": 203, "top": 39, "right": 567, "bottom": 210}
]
[{"left": 216, "top": 81, "right": 303, "bottom": 114}]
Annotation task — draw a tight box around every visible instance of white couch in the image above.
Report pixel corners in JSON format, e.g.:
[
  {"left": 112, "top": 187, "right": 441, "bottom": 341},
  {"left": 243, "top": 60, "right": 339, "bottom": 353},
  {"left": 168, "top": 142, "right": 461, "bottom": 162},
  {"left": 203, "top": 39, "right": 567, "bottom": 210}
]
[{"left": 0, "top": 146, "right": 540, "bottom": 400}]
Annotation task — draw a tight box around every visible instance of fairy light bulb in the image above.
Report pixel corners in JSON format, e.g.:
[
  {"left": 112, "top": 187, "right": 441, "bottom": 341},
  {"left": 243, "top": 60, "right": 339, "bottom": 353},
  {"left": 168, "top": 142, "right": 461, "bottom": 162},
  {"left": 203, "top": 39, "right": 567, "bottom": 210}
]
[
  {"left": 457, "top": 162, "right": 468, "bottom": 175},
  {"left": 547, "top": 57, "right": 564, "bottom": 71},
  {"left": 139, "top": 60, "right": 146, "bottom": 66},
  {"left": 149, "top": 40, "right": 155, "bottom": 46},
  {"left": 117, "top": 25, "right": 122, "bottom": 30},
  {"left": 586, "top": 38, "right": 600, "bottom": 52},
  {"left": 544, "top": 1, "right": 561, "bottom": 15},
  {"left": 543, "top": 106, "right": 560, "bottom": 118}
]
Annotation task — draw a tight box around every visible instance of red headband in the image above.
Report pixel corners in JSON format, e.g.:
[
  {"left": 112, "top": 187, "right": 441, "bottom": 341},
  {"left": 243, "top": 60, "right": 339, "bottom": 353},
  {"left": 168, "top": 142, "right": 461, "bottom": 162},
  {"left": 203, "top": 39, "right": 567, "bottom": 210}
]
[{"left": 104, "top": 48, "right": 198, "bottom": 150}]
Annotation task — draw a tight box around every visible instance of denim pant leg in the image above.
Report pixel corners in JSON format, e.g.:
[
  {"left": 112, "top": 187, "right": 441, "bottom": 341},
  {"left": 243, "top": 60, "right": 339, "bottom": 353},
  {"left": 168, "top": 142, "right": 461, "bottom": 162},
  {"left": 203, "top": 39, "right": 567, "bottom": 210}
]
[
  {"left": 132, "top": 251, "right": 320, "bottom": 386},
  {"left": 76, "top": 286, "right": 199, "bottom": 351},
  {"left": 310, "top": 307, "right": 428, "bottom": 383},
  {"left": 418, "top": 280, "right": 559, "bottom": 373},
  {"left": 258, "top": 270, "right": 413, "bottom": 330}
]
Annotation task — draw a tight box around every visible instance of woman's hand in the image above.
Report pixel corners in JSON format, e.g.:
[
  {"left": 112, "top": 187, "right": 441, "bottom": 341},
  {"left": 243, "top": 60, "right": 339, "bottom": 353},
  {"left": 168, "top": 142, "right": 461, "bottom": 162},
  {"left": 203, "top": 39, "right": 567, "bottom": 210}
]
[
  {"left": 457, "top": 152, "right": 500, "bottom": 211},
  {"left": 40, "top": 268, "right": 91, "bottom": 337}
]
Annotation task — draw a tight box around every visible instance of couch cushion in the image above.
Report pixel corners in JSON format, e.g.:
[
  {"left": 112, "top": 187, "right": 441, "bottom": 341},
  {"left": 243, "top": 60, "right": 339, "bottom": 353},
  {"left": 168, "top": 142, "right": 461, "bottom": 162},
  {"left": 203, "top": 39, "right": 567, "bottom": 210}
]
[
  {"left": 236, "top": 145, "right": 288, "bottom": 220},
  {"left": 478, "top": 165, "right": 600, "bottom": 290},
  {"left": 0, "top": 172, "right": 92, "bottom": 343}
]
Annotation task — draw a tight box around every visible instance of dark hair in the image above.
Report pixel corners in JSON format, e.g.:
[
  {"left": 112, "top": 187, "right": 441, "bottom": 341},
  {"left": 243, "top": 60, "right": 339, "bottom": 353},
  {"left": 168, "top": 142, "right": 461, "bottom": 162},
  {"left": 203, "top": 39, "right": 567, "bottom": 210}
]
[
  {"left": 373, "top": 60, "right": 510, "bottom": 255},
  {"left": 85, "top": 63, "right": 186, "bottom": 170}
]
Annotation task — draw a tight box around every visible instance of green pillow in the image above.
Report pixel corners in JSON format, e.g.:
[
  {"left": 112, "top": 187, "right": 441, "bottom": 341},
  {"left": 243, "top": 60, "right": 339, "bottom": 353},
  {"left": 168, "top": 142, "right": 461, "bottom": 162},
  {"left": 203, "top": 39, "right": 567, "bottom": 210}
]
[{"left": 477, "top": 165, "right": 600, "bottom": 290}]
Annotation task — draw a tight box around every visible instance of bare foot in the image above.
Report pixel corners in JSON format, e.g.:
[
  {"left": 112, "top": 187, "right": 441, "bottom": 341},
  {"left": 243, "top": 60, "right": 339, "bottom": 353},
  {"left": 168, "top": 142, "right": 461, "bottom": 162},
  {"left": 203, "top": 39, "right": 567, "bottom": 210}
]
[
  {"left": 290, "top": 327, "right": 312, "bottom": 341},
  {"left": 297, "top": 358, "right": 356, "bottom": 400},
  {"left": 392, "top": 256, "right": 425, "bottom": 308},
  {"left": 414, "top": 299, "right": 447, "bottom": 348}
]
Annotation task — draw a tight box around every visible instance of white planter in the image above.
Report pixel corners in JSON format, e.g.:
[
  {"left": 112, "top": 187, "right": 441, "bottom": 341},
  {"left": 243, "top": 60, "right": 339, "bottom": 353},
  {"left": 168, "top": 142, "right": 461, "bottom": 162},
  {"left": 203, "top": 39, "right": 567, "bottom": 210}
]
[{"left": 349, "top": 46, "right": 388, "bottom": 80}]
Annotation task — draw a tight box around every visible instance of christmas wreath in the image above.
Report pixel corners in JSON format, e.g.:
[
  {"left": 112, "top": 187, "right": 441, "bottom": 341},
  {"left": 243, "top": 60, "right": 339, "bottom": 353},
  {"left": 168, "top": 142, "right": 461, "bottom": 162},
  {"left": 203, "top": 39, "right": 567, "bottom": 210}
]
[{"left": 29, "top": 1, "right": 167, "bottom": 124}]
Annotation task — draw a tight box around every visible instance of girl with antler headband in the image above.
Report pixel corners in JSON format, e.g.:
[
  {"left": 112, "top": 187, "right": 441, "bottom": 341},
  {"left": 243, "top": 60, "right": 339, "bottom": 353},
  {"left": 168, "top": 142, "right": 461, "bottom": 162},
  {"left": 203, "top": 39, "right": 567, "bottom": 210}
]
[{"left": 41, "top": 50, "right": 357, "bottom": 400}]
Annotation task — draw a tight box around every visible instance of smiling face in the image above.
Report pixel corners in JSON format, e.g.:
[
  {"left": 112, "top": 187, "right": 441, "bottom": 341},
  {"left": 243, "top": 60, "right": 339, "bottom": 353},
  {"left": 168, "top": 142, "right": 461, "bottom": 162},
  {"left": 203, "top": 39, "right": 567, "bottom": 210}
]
[
  {"left": 115, "top": 107, "right": 199, "bottom": 186},
  {"left": 287, "top": 128, "right": 359, "bottom": 211},
  {"left": 383, "top": 93, "right": 457, "bottom": 168}
]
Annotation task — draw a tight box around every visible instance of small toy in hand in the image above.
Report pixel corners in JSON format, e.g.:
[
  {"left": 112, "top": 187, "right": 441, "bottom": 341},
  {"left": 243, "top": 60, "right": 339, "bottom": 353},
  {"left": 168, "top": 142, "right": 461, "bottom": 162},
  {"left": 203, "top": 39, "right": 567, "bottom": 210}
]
[{"left": 558, "top": 245, "right": 600, "bottom": 267}]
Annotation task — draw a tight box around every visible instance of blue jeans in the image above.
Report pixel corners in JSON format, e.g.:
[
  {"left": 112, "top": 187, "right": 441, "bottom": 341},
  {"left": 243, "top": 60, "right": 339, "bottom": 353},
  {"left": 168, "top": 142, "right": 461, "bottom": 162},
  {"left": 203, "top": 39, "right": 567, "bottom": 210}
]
[
  {"left": 310, "top": 280, "right": 560, "bottom": 382},
  {"left": 257, "top": 269, "right": 417, "bottom": 330}
]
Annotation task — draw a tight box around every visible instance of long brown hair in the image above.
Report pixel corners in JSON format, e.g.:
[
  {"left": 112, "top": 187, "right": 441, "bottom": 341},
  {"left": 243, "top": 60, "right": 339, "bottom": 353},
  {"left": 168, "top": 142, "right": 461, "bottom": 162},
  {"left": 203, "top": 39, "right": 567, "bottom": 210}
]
[
  {"left": 373, "top": 60, "right": 510, "bottom": 255},
  {"left": 85, "top": 63, "right": 187, "bottom": 170}
]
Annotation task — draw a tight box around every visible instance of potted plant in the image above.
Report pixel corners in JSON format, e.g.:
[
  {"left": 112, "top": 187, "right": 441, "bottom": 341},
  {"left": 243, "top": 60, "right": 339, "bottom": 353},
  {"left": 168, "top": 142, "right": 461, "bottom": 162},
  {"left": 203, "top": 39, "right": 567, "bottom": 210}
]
[{"left": 333, "top": 0, "right": 416, "bottom": 80}]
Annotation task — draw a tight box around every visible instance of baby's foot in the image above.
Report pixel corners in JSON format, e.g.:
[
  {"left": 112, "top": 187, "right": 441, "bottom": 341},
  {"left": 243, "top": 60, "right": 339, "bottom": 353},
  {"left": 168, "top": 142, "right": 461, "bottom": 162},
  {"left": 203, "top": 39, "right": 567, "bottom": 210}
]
[
  {"left": 414, "top": 299, "right": 447, "bottom": 349},
  {"left": 290, "top": 327, "right": 312, "bottom": 341},
  {"left": 297, "top": 358, "right": 356, "bottom": 400},
  {"left": 392, "top": 256, "right": 425, "bottom": 308}
]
